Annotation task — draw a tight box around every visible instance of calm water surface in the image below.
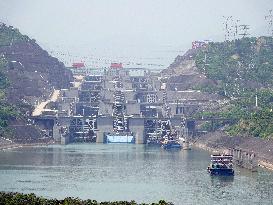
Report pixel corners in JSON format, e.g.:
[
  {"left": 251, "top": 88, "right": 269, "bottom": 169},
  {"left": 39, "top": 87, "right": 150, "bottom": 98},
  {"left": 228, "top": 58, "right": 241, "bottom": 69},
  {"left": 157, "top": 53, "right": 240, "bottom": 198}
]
[{"left": 0, "top": 144, "right": 273, "bottom": 204}]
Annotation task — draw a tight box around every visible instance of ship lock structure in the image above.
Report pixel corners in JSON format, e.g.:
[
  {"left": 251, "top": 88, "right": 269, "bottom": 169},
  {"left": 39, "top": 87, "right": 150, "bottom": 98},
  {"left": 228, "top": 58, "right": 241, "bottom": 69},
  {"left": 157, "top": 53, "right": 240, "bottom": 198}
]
[{"left": 33, "top": 66, "right": 219, "bottom": 144}]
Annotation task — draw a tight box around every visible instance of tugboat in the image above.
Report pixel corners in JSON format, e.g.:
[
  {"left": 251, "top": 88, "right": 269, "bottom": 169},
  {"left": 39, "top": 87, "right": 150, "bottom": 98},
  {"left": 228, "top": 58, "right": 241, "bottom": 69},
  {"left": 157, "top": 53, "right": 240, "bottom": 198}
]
[
  {"left": 207, "top": 154, "right": 234, "bottom": 176},
  {"left": 161, "top": 139, "right": 182, "bottom": 150}
]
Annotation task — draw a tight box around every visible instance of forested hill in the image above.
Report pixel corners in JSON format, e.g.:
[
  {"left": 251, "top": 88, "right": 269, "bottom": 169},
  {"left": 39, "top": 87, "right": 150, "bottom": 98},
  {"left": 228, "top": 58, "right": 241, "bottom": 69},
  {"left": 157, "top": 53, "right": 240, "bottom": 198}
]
[
  {"left": 194, "top": 37, "right": 273, "bottom": 138},
  {"left": 195, "top": 37, "right": 273, "bottom": 95},
  {"left": 0, "top": 23, "right": 73, "bottom": 142}
]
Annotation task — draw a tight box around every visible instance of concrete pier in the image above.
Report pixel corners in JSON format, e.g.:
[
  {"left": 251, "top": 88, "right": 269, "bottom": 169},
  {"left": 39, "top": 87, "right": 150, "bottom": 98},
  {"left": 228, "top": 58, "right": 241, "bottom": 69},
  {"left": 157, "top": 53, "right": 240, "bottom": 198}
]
[
  {"left": 232, "top": 148, "right": 258, "bottom": 171},
  {"left": 129, "top": 118, "right": 145, "bottom": 144},
  {"left": 96, "top": 117, "right": 113, "bottom": 143}
]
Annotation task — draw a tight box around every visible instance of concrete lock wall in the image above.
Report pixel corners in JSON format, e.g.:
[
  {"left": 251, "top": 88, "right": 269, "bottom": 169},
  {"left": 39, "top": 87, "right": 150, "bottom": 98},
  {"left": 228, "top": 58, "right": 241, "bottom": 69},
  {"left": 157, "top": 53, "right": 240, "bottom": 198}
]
[
  {"left": 61, "top": 134, "right": 70, "bottom": 145},
  {"left": 126, "top": 104, "right": 140, "bottom": 115},
  {"left": 129, "top": 118, "right": 145, "bottom": 144},
  {"left": 98, "top": 102, "right": 113, "bottom": 116},
  {"left": 170, "top": 118, "right": 182, "bottom": 127},
  {"left": 101, "top": 89, "right": 114, "bottom": 102},
  {"left": 104, "top": 81, "right": 114, "bottom": 90},
  {"left": 123, "top": 81, "right": 133, "bottom": 90},
  {"left": 53, "top": 117, "right": 71, "bottom": 143},
  {"left": 124, "top": 91, "right": 135, "bottom": 102},
  {"left": 53, "top": 124, "right": 61, "bottom": 142},
  {"left": 61, "top": 88, "right": 78, "bottom": 98},
  {"left": 96, "top": 117, "right": 113, "bottom": 143},
  {"left": 59, "top": 103, "right": 71, "bottom": 115}
]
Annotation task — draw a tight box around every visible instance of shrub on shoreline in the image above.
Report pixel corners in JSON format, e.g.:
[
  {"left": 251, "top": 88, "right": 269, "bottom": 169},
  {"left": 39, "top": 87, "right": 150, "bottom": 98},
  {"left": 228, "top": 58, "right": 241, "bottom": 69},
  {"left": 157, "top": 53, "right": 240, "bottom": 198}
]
[{"left": 0, "top": 192, "right": 174, "bottom": 205}]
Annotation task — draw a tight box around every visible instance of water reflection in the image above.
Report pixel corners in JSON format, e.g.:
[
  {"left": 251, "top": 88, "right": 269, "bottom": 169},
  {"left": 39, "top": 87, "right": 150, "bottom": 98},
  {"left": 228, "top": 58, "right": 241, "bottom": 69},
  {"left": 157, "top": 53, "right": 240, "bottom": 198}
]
[
  {"left": 1, "top": 144, "right": 273, "bottom": 204},
  {"left": 210, "top": 176, "right": 234, "bottom": 188}
]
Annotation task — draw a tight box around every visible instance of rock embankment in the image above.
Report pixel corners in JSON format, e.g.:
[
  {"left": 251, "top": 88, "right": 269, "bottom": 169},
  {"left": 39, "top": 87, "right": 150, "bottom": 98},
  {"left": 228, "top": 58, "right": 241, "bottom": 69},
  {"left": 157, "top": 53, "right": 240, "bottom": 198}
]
[{"left": 193, "top": 131, "right": 273, "bottom": 170}]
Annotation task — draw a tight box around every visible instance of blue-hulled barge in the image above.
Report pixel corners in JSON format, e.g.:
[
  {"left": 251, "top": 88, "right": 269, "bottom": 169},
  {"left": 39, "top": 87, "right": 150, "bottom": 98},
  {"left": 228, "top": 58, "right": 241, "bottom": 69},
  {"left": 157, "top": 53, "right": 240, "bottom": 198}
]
[
  {"left": 207, "top": 154, "right": 234, "bottom": 176},
  {"left": 161, "top": 139, "right": 182, "bottom": 150}
]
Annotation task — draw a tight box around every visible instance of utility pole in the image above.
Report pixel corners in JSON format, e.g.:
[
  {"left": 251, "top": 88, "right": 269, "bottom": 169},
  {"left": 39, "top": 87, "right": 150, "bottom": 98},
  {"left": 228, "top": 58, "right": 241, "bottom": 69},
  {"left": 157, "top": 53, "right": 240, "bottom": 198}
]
[{"left": 255, "top": 89, "right": 258, "bottom": 108}]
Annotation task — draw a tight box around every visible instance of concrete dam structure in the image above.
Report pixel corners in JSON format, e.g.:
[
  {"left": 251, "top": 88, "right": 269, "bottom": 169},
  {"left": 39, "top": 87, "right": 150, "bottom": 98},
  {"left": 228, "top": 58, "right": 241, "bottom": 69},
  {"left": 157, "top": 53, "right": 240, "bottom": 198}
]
[{"left": 32, "top": 66, "right": 221, "bottom": 144}]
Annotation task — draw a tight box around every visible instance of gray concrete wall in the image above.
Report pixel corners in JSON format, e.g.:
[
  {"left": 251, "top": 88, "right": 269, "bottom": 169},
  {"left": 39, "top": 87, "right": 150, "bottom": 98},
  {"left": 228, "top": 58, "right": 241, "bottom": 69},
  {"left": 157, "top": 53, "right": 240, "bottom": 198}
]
[
  {"left": 153, "top": 79, "right": 161, "bottom": 91},
  {"left": 98, "top": 102, "right": 113, "bottom": 115},
  {"left": 61, "top": 134, "right": 70, "bottom": 145},
  {"left": 156, "top": 91, "right": 164, "bottom": 103},
  {"left": 61, "top": 88, "right": 78, "bottom": 98},
  {"left": 96, "top": 117, "right": 113, "bottom": 143},
  {"left": 53, "top": 124, "right": 61, "bottom": 142},
  {"left": 101, "top": 89, "right": 114, "bottom": 102},
  {"left": 123, "top": 81, "right": 133, "bottom": 90},
  {"left": 104, "top": 80, "right": 113, "bottom": 90},
  {"left": 126, "top": 103, "right": 140, "bottom": 115},
  {"left": 129, "top": 118, "right": 145, "bottom": 144},
  {"left": 125, "top": 91, "right": 135, "bottom": 102},
  {"left": 170, "top": 118, "right": 182, "bottom": 127},
  {"left": 53, "top": 117, "right": 71, "bottom": 143},
  {"left": 58, "top": 102, "right": 71, "bottom": 116},
  {"left": 169, "top": 104, "right": 199, "bottom": 117}
]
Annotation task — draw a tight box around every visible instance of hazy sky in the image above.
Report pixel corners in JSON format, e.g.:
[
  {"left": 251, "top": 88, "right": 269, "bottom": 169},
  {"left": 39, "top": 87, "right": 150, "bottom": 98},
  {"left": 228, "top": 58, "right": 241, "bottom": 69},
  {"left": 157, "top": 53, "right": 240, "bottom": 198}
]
[{"left": 0, "top": 0, "right": 271, "bottom": 69}]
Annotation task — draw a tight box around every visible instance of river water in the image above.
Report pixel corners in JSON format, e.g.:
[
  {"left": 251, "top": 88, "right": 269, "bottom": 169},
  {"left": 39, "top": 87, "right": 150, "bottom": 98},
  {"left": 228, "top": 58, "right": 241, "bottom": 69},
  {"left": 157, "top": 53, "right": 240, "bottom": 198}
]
[{"left": 0, "top": 144, "right": 273, "bottom": 204}]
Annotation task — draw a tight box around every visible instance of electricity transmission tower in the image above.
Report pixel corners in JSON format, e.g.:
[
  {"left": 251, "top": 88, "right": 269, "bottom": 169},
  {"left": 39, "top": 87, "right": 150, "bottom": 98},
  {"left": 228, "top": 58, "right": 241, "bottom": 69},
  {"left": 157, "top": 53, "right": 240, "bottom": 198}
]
[
  {"left": 239, "top": 25, "right": 250, "bottom": 38},
  {"left": 223, "top": 16, "right": 241, "bottom": 40},
  {"left": 223, "top": 16, "right": 233, "bottom": 41},
  {"left": 265, "top": 9, "right": 273, "bottom": 37}
]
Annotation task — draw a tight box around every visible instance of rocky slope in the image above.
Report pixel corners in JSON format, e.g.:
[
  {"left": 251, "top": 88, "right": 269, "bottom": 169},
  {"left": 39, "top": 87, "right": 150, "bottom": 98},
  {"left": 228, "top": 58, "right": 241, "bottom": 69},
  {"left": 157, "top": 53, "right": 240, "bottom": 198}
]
[
  {"left": 0, "top": 23, "right": 73, "bottom": 143},
  {"left": 0, "top": 34, "right": 72, "bottom": 104},
  {"left": 161, "top": 48, "right": 217, "bottom": 91}
]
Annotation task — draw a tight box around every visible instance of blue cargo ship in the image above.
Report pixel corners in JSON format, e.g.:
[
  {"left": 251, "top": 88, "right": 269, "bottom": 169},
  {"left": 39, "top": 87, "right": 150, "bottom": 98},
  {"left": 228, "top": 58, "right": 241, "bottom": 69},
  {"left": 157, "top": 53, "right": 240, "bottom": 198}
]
[
  {"left": 161, "top": 139, "right": 182, "bottom": 150},
  {"left": 207, "top": 154, "right": 234, "bottom": 176}
]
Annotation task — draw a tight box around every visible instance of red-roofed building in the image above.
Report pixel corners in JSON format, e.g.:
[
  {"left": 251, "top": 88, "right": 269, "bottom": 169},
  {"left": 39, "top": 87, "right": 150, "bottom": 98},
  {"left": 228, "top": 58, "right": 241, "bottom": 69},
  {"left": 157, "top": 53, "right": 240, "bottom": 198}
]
[
  {"left": 110, "top": 63, "right": 123, "bottom": 69},
  {"left": 72, "top": 62, "right": 85, "bottom": 68}
]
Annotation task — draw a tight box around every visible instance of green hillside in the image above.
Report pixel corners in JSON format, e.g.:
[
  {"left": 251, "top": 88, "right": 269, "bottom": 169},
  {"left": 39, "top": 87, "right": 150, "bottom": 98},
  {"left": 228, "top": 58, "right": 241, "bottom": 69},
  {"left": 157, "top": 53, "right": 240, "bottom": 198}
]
[
  {"left": 0, "top": 24, "right": 32, "bottom": 138},
  {"left": 195, "top": 37, "right": 273, "bottom": 138},
  {"left": 0, "top": 51, "right": 18, "bottom": 134},
  {"left": 0, "top": 23, "right": 29, "bottom": 46}
]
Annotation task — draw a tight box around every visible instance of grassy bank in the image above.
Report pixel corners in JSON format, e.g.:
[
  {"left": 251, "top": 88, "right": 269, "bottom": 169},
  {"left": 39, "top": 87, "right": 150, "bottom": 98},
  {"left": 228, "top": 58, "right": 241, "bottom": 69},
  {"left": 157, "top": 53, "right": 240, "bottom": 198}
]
[{"left": 0, "top": 192, "right": 173, "bottom": 205}]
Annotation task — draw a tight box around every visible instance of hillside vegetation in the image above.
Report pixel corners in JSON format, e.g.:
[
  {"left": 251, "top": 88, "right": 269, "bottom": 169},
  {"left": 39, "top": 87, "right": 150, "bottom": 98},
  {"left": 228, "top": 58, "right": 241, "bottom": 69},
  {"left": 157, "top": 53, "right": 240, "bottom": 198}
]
[
  {"left": 0, "top": 192, "right": 173, "bottom": 205},
  {"left": 0, "top": 23, "right": 72, "bottom": 142},
  {"left": 0, "top": 24, "right": 30, "bottom": 137},
  {"left": 0, "top": 53, "right": 18, "bottom": 135},
  {"left": 0, "top": 23, "right": 30, "bottom": 46},
  {"left": 195, "top": 37, "right": 273, "bottom": 138}
]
